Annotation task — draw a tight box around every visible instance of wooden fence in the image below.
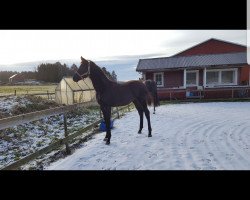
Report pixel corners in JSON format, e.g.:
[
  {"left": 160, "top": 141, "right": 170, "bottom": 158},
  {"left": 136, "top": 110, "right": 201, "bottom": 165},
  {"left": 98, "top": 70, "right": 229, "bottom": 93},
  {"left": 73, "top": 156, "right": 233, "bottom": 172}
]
[
  {"left": 158, "top": 86, "right": 250, "bottom": 101},
  {"left": 0, "top": 101, "right": 134, "bottom": 170},
  {"left": 0, "top": 91, "right": 55, "bottom": 100}
]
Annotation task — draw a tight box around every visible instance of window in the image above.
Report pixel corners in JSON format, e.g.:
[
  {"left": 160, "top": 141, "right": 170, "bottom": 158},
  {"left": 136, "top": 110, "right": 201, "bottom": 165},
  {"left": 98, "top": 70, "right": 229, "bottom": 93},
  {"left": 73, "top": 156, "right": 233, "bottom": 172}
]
[
  {"left": 186, "top": 71, "right": 199, "bottom": 86},
  {"left": 206, "top": 69, "right": 237, "bottom": 86},
  {"left": 221, "top": 71, "right": 234, "bottom": 84},
  {"left": 207, "top": 71, "right": 219, "bottom": 85},
  {"left": 154, "top": 73, "right": 164, "bottom": 87}
]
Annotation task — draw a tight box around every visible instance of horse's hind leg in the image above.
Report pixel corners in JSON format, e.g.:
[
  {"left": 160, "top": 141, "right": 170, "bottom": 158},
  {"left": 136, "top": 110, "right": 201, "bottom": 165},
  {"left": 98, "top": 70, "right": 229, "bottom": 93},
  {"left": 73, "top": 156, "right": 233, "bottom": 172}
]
[
  {"left": 153, "top": 92, "right": 157, "bottom": 114},
  {"left": 133, "top": 100, "right": 144, "bottom": 134}
]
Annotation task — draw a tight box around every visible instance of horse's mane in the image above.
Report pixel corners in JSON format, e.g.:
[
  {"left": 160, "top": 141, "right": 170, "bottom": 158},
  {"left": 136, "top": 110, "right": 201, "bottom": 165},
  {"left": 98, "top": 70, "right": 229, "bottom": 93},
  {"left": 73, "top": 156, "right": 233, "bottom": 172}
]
[{"left": 91, "top": 62, "right": 116, "bottom": 83}]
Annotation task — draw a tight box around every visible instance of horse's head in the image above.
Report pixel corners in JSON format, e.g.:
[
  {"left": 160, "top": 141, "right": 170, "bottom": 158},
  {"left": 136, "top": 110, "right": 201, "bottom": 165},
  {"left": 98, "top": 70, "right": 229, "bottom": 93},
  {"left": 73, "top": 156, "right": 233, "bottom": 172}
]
[{"left": 73, "top": 56, "right": 91, "bottom": 82}]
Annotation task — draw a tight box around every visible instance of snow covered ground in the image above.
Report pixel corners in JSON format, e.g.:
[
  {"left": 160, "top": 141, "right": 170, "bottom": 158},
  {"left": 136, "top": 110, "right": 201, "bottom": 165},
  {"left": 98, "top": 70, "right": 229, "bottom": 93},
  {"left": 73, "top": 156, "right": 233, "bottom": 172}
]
[
  {"left": 0, "top": 96, "right": 100, "bottom": 169},
  {"left": 47, "top": 102, "right": 250, "bottom": 170},
  {"left": 0, "top": 96, "right": 32, "bottom": 118}
]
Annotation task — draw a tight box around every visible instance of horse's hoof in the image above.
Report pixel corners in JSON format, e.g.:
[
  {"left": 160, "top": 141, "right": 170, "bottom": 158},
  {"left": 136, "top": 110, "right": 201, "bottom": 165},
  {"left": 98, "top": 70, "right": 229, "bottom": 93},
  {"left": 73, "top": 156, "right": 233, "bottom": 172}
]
[
  {"left": 138, "top": 130, "right": 142, "bottom": 134},
  {"left": 148, "top": 134, "right": 152, "bottom": 137},
  {"left": 103, "top": 138, "right": 108, "bottom": 141},
  {"left": 106, "top": 141, "right": 110, "bottom": 145},
  {"left": 153, "top": 112, "right": 155, "bottom": 114}
]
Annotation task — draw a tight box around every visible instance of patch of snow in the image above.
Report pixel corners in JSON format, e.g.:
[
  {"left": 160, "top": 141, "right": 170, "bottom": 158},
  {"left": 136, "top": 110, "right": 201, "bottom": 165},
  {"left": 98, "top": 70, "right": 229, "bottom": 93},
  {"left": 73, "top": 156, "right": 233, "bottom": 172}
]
[
  {"left": 0, "top": 96, "right": 31, "bottom": 115},
  {"left": 0, "top": 96, "right": 100, "bottom": 168},
  {"left": 47, "top": 102, "right": 250, "bottom": 170}
]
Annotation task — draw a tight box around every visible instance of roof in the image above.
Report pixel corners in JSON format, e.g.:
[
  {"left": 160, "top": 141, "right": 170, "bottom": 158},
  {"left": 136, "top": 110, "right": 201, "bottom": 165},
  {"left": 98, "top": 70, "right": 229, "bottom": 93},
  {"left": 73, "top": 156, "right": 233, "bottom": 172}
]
[
  {"left": 56, "top": 77, "right": 94, "bottom": 91},
  {"left": 173, "top": 38, "right": 246, "bottom": 57},
  {"left": 9, "top": 74, "right": 18, "bottom": 79},
  {"left": 136, "top": 52, "right": 247, "bottom": 71}
]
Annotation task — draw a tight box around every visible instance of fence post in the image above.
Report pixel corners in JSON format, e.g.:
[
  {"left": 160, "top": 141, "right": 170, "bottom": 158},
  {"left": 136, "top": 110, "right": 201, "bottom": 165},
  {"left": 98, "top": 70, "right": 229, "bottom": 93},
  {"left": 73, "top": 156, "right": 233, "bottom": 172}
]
[
  {"left": 47, "top": 90, "right": 49, "bottom": 100},
  {"left": 116, "top": 107, "right": 120, "bottom": 119},
  {"left": 231, "top": 87, "right": 234, "bottom": 99},
  {"left": 14, "top": 90, "right": 16, "bottom": 96},
  {"left": 63, "top": 113, "right": 71, "bottom": 155}
]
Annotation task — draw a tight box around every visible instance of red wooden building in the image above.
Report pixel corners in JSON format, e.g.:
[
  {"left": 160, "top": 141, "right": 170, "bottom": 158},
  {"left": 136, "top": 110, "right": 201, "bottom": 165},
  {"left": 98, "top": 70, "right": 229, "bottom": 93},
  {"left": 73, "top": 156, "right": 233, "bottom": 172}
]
[
  {"left": 9, "top": 74, "right": 25, "bottom": 84},
  {"left": 136, "top": 38, "right": 250, "bottom": 100}
]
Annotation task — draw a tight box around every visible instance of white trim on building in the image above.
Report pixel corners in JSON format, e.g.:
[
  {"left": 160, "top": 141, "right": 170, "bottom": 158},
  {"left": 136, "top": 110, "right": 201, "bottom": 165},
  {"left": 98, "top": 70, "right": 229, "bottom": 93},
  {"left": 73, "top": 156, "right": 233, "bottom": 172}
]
[
  {"left": 186, "top": 70, "right": 199, "bottom": 87},
  {"left": 205, "top": 68, "right": 238, "bottom": 87},
  {"left": 153, "top": 72, "right": 164, "bottom": 87}
]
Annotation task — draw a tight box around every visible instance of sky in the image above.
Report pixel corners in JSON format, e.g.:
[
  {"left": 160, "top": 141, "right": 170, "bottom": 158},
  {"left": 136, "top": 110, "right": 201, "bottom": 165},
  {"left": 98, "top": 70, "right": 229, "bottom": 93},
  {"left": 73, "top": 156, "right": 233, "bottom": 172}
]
[{"left": 0, "top": 30, "right": 247, "bottom": 65}]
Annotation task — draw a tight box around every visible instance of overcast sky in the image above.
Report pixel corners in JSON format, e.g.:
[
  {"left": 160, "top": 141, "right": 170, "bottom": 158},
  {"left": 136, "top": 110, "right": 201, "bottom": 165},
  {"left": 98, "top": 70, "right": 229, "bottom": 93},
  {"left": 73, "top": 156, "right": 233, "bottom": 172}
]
[{"left": 0, "top": 30, "right": 247, "bottom": 65}]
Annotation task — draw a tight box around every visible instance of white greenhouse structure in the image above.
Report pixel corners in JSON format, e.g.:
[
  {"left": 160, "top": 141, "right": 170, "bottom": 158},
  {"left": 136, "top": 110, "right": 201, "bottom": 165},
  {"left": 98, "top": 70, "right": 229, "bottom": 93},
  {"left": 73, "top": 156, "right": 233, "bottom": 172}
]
[{"left": 55, "top": 77, "right": 96, "bottom": 105}]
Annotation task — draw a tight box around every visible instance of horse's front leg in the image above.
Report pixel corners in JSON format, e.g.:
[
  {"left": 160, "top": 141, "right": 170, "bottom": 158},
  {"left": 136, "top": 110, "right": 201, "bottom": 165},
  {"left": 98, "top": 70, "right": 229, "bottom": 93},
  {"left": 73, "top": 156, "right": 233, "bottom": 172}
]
[
  {"left": 101, "top": 105, "right": 112, "bottom": 145},
  {"left": 138, "top": 110, "right": 143, "bottom": 133},
  {"left": 101, "top": 106, "right": 108, "bottom": 141},
  {"left": 105, "top": 106, "right": 112, "bottom": 145}
]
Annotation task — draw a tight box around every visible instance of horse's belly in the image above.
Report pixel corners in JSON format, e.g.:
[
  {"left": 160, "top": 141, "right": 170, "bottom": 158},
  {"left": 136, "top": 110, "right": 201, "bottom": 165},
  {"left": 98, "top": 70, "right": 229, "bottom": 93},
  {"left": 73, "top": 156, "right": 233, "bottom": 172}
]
[
  {"left": 114, "top": 97, "right": 133, "bottom": 106},
  {"left": 105, "top": 92, "right": 134, "bottom": 107}
]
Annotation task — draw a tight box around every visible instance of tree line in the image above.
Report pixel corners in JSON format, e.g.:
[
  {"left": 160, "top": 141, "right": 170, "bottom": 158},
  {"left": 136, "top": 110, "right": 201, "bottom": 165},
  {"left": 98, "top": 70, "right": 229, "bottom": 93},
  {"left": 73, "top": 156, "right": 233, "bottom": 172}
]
[{"left": 0, "top": 62, "right": 117, "bottom": 83}]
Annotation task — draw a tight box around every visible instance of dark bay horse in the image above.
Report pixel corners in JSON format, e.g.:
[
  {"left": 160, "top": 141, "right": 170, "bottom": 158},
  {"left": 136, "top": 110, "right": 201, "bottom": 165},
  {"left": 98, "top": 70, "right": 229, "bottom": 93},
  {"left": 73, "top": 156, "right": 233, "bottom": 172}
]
[
  {"left": 144, "top": 80, "right": 160, "bottom": 114},
  {"left": 73, "top": 57, "right": 153, "bottom": 145}
]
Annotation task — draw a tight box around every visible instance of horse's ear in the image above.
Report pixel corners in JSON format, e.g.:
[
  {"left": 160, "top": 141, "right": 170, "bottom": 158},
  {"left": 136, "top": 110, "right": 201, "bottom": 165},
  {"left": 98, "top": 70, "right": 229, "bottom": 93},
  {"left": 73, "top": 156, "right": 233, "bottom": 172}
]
[{"left": 81, "top": 56, "right": 86, "bottom": 62}]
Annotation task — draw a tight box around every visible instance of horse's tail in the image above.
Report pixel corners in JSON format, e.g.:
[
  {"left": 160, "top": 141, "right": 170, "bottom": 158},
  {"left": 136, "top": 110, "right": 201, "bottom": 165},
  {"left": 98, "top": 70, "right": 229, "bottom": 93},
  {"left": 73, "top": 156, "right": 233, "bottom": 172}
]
[
  {"left": 145, "top": 80, "right": 160, "bottom": 107},
  {"left": 146, "top": 91, "right": 153, "bottom": 106},
  {"left": 153, "top": 84, "right": 160, "bottom": 107}
]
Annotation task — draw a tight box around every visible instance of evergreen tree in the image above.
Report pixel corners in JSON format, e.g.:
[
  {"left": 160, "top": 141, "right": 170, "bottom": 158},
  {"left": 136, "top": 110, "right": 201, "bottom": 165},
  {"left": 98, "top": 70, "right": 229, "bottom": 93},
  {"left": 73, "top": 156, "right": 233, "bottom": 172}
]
[
  {"left": 0, "top": 71, "right": 18, "bottom": 83},
  {"left": 111, "top": 70, "right": 117, "bottom": 81},
  {"left": 36, "top": 62, "right": 72, "bottom": 83},
  {"left": 70, "top": 64, "right": 78, "bottom": 71},
  {"left": 0, "top": 63, "right": 118, "bottom": 84},
  {"left": 101, "top": 67, "right": 116, "bottom": 81},
  {"left": 69, "top": 64, "right": 78, "bottom": 76}
]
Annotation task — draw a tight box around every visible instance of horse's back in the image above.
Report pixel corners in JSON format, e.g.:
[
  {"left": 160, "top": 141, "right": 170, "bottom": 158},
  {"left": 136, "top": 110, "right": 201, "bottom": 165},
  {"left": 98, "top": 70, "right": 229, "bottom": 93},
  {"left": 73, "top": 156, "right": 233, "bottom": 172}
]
[
  {"left": 102, "top": 80, "right": 147, "bottom": 106},
  {"left": 116, "top": 80, "right": 145, "bottom": 88},
  {"left": 126, "top": 80, "right": 149, "bottom": 97},
  {"left": 125, "top": 80, "right": 146, "bottom": 88}
]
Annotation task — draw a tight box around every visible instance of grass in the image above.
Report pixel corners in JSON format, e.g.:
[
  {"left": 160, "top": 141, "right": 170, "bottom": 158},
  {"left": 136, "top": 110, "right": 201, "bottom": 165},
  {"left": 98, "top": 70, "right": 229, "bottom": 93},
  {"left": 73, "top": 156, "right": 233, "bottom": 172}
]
[{"left": 0, "top": 84, "right": 57, "bottom": 96}]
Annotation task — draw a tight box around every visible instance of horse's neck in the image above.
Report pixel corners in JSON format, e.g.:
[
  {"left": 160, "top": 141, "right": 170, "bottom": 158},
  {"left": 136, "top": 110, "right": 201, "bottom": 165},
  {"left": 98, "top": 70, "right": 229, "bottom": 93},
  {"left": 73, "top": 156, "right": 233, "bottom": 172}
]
[{"left": 89, "top": 65, "right": 112, "bottom": 93}]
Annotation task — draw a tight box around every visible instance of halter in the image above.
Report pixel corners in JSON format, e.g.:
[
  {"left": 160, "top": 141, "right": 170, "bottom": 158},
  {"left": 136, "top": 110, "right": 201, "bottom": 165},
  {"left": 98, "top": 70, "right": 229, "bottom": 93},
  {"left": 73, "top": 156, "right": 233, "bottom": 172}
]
[{"left": 75, "top": 60, "right": 91, "bottom": 80}]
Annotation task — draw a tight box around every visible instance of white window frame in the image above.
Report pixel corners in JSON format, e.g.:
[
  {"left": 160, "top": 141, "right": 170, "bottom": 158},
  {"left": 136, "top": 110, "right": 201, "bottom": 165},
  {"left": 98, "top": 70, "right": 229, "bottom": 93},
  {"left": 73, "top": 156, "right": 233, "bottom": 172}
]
[
  {"left": 154, "top": 72, "right": 164, "bottom": 87},
  {"left": 206, "top": 68, "right": 238, "bottom": 87},
  {"left": 206, "top": 70, "right": 220, "bottom": 86},
  {"left": 142, "top": 72, "right": 146, "bottom": 81},
  {"left": 186, "top": 70, "right": 199, "bottom": 86}
]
